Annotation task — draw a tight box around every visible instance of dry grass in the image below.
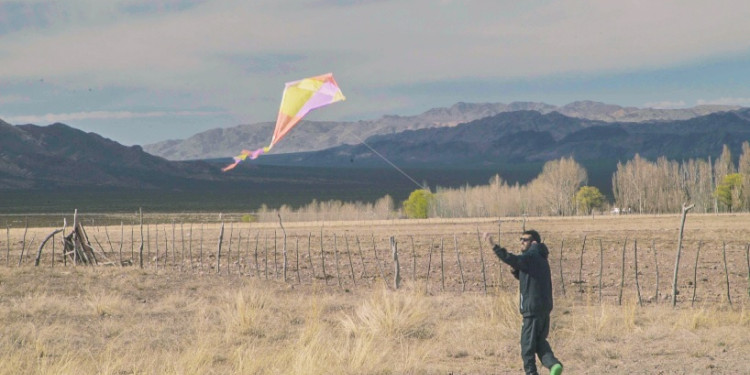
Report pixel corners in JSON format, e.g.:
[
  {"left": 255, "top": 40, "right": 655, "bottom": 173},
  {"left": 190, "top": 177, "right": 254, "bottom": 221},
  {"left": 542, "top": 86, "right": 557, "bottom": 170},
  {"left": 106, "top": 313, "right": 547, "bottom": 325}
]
[{"left": 2, "top": 214, "right": 750, "bottom": 374}]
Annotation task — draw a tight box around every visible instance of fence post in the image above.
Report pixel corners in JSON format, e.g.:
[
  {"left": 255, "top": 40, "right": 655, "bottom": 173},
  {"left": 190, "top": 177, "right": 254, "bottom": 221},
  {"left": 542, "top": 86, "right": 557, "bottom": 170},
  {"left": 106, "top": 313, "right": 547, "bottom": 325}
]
[
  {"left": 578, "top": 234, "right": 587, "bottom": 283},
  {"left": 345, "top": 235, "right": 356, "bottom": 286},
  {"left": 598, "top": 239, "right": 603, "bottom": 304},
  {"left": 440, "top": 237, "right": 445, "bottom": 292},
  {"left": 216, "top": 221, "right": 224, "bottom": 274},
  {"left": 672, "top": 203, "right": 694, "bottom": 307},
  {"left": 722, "top": 241, "right": 732, "bottom": 306},
  {"left": 334, "top": 233, "right": 342, "bottom": 288},
  {"left": 619, "top": 238, "right": 627, "bottom": 305},
  {"left": 476, "top": 228, "right": 487, "bottom": 295},
  {"left": 652, "top": 240, "right": 659, "bottom": 303},
  {"left": 634, "top": 239, "right": 642, "bottom": 306},
  {"left": 692, "top": 241, "right": 702, "bottom": 306},
  {"left": 391, "top": 236, "right": 400, "bottom": 289},
  {"left": 455, "top": 234, "right": 466, "bottom": 293},
  {"left": 559, "top": 239, "right": 566, "bottom": 297}
]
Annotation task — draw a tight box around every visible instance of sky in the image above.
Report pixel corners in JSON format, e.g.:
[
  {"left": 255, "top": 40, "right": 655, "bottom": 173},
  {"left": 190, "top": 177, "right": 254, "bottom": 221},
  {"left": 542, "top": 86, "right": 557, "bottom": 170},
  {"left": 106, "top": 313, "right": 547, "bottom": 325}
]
[{"left": 2, "top": 0, "right": 750, "bottom": 146}]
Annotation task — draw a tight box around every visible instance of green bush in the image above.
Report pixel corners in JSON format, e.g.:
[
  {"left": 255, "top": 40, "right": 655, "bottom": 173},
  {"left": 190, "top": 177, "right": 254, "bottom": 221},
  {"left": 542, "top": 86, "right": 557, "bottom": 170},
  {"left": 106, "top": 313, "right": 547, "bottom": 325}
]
[{"left": 403, "top": 189, "right": 434, "bottom": 219}]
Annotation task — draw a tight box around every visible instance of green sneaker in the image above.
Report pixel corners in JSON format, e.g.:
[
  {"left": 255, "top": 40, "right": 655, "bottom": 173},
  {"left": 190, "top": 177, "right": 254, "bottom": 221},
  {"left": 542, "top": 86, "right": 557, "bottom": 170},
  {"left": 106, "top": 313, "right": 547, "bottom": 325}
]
[{"left": 550, "top": 363, "right": 563, "bottom": 375}]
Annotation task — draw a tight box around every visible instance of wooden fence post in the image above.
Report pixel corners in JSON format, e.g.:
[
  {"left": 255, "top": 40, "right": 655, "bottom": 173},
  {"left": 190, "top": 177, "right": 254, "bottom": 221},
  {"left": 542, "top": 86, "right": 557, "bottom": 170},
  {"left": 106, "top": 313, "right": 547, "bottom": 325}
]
[
  {"left": 295, "top": 236, "right": 301, "bottom": 283},
  {"left": 333, "top": 233, "right": 342, "bottom": 288},
  {"left": 692, "top": 241, "right": 702, "bottom": 306},
  {"left": 476, "top": 229, "right": 487, "bottom": 295},
  {"left": 345, "top": 235, "right": 356, "bottom": 286},
  {"left": 254, "top": 232, "right": 260, "bottom": 278},
  {"left": 278, "top": 214, "right": 287, "bottom": 282},
  {"left": 652, "top": 240, "right": 659, "bottom": 303},
  {"left": 355, "top": 235, "right": 367, "bottom": 279},
  {"left": 264, "top": 232, "right": 269, "bottom": 280},
  {"left": 578, "top": 234, "right": 587, "bottom": 283},
  {"left": 455, "top": 234, "right": 465, "bottom": 293},
  {"left": 559, "top": 239, "right": 566, "bottom": 297},
  {"left": 598, "top": 239, "right": 603, "bottom": 304},
  {"left": 391, "top": 236, "right": 400, "bottom": 289},
  {"left": 634, "top": 239, "right": 642, "bottom": 306},
  {"left": 440, "top": 237, "right": 445, "bottom": 292},
  {"left": 307, "top": 233, "right": 315, "bottom": 281},
  {"left": 320, "top": 229, "right": 327, "bottom": 285},
  {"left": 216, "top": 221, "right": 224, "bottom": 274},
  {"left": 410, "top": 235, "right": 417, "bottom": 282},
  {"left": 426, "top": 239, "right": 433, "bottom": 292},
  {"left": 722, "top": 241, "right": 732, "bottom": 306},
  {"left": 672, "top": 203, "right": 694, "bottom": 307},
  {"left": 619, "top": 238, "right": 627, "bottom": 306}
]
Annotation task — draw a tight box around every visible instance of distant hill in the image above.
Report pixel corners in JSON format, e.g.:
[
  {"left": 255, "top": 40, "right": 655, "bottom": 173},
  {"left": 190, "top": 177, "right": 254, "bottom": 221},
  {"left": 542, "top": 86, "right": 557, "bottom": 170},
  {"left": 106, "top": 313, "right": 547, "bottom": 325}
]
[
  {"left": 0, "top": 119, "right": 234, "bottom": 189},
  {"left": 258, "top": 109, "right": 750, "bottom": 168},
  {"left": 142, "top": 101, "right": 743, "bottom": 161}
]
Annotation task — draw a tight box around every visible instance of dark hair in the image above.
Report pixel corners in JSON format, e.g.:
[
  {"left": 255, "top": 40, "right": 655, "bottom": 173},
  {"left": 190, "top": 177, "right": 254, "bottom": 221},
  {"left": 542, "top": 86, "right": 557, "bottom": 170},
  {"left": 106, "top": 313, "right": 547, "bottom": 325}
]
[{"left": 523, "top": 229, "right": 541, "bottom": 243}]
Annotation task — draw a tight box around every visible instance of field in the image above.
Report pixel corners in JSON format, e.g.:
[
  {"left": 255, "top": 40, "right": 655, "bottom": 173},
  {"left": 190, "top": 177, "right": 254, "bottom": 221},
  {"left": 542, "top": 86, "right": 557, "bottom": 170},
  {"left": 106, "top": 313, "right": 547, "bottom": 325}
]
[{"left": 1, "top": 213, "right": 750, "bottom": 374}]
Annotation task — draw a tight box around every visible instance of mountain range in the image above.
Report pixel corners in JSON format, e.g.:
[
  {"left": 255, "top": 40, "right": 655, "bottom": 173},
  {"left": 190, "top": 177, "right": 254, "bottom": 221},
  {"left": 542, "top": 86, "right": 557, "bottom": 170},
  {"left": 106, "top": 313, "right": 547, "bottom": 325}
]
[
  {"left": 2, "top": 101, "right": 750, "bottom": 212},
  {"left": 143, "top": 101, "right": 742, "bottom": 161}
]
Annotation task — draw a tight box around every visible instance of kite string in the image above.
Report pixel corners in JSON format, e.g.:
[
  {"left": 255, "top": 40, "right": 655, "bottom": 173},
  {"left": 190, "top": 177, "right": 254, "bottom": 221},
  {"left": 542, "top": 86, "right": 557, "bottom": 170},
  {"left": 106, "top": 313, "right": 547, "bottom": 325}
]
[{"left": 349, "top": 133, "right": 426, "bottom": 191}]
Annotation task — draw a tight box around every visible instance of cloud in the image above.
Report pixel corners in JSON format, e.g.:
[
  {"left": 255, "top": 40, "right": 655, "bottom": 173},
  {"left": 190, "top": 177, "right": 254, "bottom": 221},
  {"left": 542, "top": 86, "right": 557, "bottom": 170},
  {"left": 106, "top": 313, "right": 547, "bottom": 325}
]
[
  {"left": 696, "top": 98, "right": 750, "bottom": 107},
  {"left": 5, "top": 110, "right": 221, "bottom": 125}
]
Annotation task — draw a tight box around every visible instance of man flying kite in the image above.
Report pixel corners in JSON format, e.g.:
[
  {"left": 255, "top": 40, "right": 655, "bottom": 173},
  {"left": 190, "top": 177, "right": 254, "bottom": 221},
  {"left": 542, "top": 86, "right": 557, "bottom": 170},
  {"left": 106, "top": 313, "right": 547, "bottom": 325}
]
[{"left": 222, "top": 73, "right": 346, "bottom": 172}]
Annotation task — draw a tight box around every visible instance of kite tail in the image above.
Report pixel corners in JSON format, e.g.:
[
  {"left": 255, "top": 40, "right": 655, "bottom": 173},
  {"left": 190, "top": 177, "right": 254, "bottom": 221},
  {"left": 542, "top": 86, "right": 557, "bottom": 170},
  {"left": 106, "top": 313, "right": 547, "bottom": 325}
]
[{"left": 221, "top": 146, "right": 272, "bottom": 172}]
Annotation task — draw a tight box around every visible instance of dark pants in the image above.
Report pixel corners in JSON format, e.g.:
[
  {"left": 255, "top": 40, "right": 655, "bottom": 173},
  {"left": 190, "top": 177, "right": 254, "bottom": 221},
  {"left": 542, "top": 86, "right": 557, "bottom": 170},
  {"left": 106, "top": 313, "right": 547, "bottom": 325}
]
[{"left": 521, "top": 314, "right": 560, "bottom": 375}]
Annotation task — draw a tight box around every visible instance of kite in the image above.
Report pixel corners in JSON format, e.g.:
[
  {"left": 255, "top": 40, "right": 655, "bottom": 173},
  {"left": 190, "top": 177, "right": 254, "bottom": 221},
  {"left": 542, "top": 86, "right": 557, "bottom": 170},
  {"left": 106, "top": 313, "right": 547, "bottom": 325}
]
[{"left": 222, "top": 73, "right": 346, "bottom": 171}]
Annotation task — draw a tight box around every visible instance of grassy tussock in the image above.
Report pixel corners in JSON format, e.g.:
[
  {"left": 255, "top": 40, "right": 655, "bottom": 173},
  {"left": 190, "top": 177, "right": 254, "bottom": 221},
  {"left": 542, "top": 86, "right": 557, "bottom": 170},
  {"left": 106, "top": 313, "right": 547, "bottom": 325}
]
[{"left": 1, "top": 267, "right": 750, "bottom": 374}]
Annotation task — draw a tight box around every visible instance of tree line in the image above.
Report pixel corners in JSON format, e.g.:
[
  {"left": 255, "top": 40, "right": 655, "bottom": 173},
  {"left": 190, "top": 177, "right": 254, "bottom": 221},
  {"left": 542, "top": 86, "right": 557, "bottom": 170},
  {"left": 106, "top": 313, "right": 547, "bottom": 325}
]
[{"left": 231, "top": 142, "right": 750, "bottom": 221}]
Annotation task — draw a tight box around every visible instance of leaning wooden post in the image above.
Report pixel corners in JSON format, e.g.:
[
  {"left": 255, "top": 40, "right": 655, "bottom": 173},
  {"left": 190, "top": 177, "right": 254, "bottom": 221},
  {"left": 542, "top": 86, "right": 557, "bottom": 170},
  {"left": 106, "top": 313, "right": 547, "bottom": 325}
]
[
  {"left": 277, "top": 214, "right": 287, "bottom": 282},
  {"left": 188, "top": 224, "right": 194, "bottom": 271},
  {"left": 425, "top": 239, "right": 434, "bottom": 292},
  {"left": 320, "top": 229, "right": 328, "bottom": 285},
  {"left": 722, "top": 241, "right": 732, "bottom": 306},
  {"left": 618, "top": 238, "right": 627, "bottom": 306},
  {"left": 410, "top": 235, "right": 417, "bottom": 282},
  {"left": 691, "top": 241, "right": 702, "bottom": 307},
  {"left": 634, "top": 239, "right": 642, "bottom": 307},
  {"left": 355, "top": 235, "right": 367, "bottom": 279},
  {"left": 671, "top": 203, "right": 695, "bottom": 307},
  {"left": 295, "top": 235, "right": 301, "bottom": 283},
  {"left": 333, "top": 233, "right": 342, "bottom": 288},
  {"left": 578, "top": 234, "right": 587, "bottom": 283},
  {"left": 264, "top": 232, "right": 269, "bottom": 280},
  {"left": 254, "top": 232, "right": 260, "bottom": 278},
  {"left": 216, "top": 220, "right": 224, "bottom": 274},
  {"left": 17, "top": 220, "right": 28, "bottom": 266},
  {"left": 598, "top": 239, "right": 603, "bottom": 303},
  {"left": 226, "top": 223, "right": 234, "bottom": 276},
  {"left": 345, "top": 235, "right": 356, "bottom": 286},
  {"left": 391, "top": 236, "right": 401, "bottom": 289},
  {"left": 62, "top": 218, "right": 67, "bottom": 267},
  {"left": 652, "top": 239, "right": 659, "bottom": 303},
  {"left": 455, "top": 234, "right": 466, "bottom": 293},
  {"left": 35, "top": 228, "right": 64, "bottom": 266},
  {"left": 476, "top": 228, "right": 488, "bottom": 295},
  {"left": 440, "top": 237, "right": 445, "bottom": 292},
  {"left": 307, "top": 233, "right": 314, "bottom": 280},
  {"left": 559, "top": 239, "right": 566, "bottom": 297},
  {"left": 746, "top": 243, "right": 750, "bottom": 300}
]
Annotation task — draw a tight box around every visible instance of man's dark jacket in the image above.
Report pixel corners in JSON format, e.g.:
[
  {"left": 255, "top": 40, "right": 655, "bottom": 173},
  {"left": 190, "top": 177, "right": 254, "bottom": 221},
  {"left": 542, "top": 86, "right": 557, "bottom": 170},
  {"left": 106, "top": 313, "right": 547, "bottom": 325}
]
[{"left": 491, "top": 243, "right": 554, "bottom": 317}]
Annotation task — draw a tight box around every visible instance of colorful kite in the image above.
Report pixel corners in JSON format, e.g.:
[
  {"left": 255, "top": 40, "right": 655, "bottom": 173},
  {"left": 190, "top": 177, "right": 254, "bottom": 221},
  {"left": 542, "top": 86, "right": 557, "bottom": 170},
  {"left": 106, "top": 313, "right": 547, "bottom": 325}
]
[{"left": 222, "top": 73, "right": 346, "bottom": 171}]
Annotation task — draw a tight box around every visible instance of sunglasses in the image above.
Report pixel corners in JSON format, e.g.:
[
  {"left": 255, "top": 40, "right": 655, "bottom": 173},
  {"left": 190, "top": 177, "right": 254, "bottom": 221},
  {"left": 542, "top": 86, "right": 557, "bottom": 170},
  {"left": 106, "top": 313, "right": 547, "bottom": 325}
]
[{"left": 520, "top": 237, "right": 533, "bottom": 243}]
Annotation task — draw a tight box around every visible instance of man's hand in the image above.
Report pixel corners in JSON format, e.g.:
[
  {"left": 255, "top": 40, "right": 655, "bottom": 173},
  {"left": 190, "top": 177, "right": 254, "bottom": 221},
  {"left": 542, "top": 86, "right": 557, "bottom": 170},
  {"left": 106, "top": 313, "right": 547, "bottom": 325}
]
[{"left": 483, "top": 232, "right": 496, "bottom": 247}]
